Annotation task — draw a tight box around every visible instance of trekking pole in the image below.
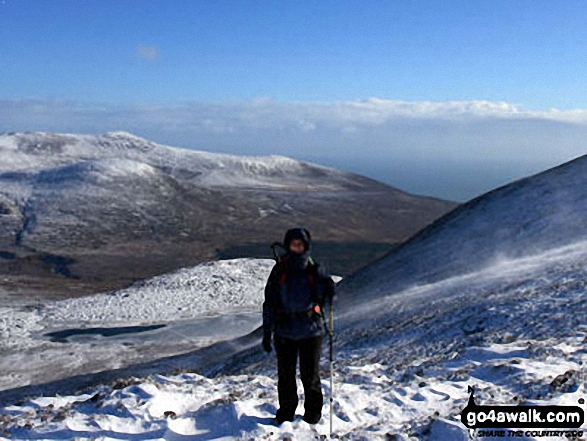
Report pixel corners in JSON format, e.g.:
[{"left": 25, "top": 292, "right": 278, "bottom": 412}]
[{"left": 328, "top": 297, "right": 334, "bottom": 438}]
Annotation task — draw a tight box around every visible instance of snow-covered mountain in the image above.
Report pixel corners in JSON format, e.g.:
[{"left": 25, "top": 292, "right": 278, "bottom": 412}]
[
  {"left": 1, "top": 154, "right": 585, "bottom": 440},
  {"left": 336, "top": 154, "right": 587, "bottom": 310},
  {"left": 0, "top": 131, "right": 456, "bottom": 303},
  {"left": 0, "top": 131, "right": 380, "bottom": 190}
]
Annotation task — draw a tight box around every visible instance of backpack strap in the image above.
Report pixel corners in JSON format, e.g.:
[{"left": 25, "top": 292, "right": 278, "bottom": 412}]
[
  {"left": 274, "top": 256, "right": 288, "bottom": 317},
  {"left": 306, "top": 257, "right": 319, "bottom": 304},
  {"left": 278, "top": 256, "right": 288, "bottom": 285}
]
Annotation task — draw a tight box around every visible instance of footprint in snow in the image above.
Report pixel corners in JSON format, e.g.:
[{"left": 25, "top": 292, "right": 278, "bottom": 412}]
[
  {"left": 428, "top": 388, "right": 451, "bottom": 401},
  {"left": 382, "top": 395, "right": 403, "bottom": 407},
  {"left": 332, "top": 401, "right": 351, "bottom": 422}
]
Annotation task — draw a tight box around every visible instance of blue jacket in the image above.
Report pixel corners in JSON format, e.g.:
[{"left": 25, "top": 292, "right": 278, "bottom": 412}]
[{"left": 263, "top": 251, "right": 336, "bottom": 340}]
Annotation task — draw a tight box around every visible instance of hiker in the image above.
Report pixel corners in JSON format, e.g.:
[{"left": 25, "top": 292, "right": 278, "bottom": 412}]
[{"left": 262, "top": 227, "right": 336, "bottom": 425}]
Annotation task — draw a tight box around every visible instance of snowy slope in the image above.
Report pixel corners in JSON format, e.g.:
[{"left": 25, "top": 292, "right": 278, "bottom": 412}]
[
  {"left": 42, "top": 258, "right": 275, "bottom": 325},
  {"left": 336, "top": 154, "right": 587, "bottom": 309},
  {"left": 1, "top": 155, "right": 586, "bottom": 439},
  {"left": 1, "top": 234, "right": 586, "bottom": 440},
  {"left": 0, "top": 258, "right": 275, "bottom": 393}
]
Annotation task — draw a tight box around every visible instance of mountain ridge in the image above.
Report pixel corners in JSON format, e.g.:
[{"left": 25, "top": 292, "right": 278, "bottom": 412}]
[{"left": 0, "top": 131, "right": 456, "bottom": 303}]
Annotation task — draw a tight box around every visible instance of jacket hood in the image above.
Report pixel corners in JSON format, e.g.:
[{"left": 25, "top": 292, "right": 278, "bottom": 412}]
[{"left": 283, "top": 227, "right": 312, "bottom": 251}]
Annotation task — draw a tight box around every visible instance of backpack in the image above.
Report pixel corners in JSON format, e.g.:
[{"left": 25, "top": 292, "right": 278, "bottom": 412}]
[{"left": 274, "top": 254, "right": 322, "bottom": 318}]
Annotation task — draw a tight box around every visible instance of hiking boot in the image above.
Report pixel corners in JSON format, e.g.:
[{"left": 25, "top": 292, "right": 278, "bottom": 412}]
[
  {"left": 302, "top": 412, "right": 321, "bottom": 424},
  {"left": 275, "top": 408, "right": 294, "bottom": 425}
]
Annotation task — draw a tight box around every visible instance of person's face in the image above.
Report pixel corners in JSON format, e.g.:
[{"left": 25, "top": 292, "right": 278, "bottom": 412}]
[{"left": 288, "top": 238, "right": 306, "bottom": 254}]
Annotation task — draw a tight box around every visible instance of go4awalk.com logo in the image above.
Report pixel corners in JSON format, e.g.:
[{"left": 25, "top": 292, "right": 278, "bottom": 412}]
[{"left": 460, "top": 386, "right": 584, "bottom": 438}]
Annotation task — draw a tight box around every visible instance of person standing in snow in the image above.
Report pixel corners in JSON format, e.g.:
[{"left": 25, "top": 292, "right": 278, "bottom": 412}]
[{"left": 262, "top": 227, "right": 336, "bottom": 425}]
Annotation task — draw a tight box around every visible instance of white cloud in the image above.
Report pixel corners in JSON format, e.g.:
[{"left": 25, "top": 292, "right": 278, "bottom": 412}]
[
  {"left": 1, "top": 97, "right": 586, "bottom": 166},
  {"left": 136, "top": 44, "right": 160, "bottom": 62}
]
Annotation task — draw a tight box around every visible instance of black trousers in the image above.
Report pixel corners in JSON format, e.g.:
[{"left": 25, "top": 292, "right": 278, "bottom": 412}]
[{"left": 274, "top": 333, "right": 324, "bottom": 418}]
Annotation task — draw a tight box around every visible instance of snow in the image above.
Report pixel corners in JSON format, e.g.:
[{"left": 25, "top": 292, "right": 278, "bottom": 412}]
[
  {"left": 0, "top": 132, "right": 358, "bottom": 190},
  {"left": 43, "top": 258, "right": 275, "bottom": 325},
  {"left": 336, "top": 154, "right": 587, "bottom": 310},
  {"left": 34, "top": 158, "right": 158, "bottom": 188},
  {"left": 85, "top": 158, "right": 158, "bottom": 179},
  {"left": 1, "top": 238, "right": 585, "bottom": 440},
  {"left": 0, "top": 144, "right": 585, "bottom": 439},
  {"left": 0, "top": 258, "right": 275, "bottom": 393},
  {"left": 0, "top": 255, "right": 342, "bottom": 400},
  {"left": 0, "top": 307, "right": 43, "bottom": 350}
]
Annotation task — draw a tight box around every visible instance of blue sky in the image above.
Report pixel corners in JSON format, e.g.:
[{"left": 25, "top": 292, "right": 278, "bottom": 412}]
[
  {"left": 1, "top": 0, "right": 587, "bottom": 200},
  {"left": 2, "top": 0, "right": 586, "bottom": 106}
]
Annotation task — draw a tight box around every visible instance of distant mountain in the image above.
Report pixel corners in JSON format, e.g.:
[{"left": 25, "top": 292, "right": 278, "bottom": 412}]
[{"left": 0, "top": 131, "right": 456, "bottom": 302}]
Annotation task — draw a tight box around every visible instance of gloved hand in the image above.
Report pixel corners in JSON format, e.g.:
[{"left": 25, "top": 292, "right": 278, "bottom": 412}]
[{"left": 262, "top": 332, "right": 272, "bottom": 353}]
